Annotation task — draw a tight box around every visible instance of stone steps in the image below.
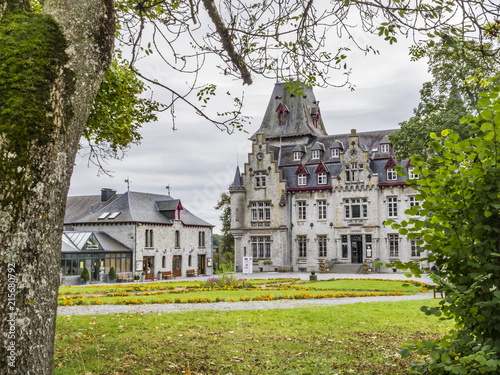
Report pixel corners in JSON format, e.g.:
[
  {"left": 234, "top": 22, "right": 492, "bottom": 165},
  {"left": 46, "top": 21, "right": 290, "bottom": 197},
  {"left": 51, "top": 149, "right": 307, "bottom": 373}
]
[{"left": 327, "top": 263, "right": 364, "bottom": 274}]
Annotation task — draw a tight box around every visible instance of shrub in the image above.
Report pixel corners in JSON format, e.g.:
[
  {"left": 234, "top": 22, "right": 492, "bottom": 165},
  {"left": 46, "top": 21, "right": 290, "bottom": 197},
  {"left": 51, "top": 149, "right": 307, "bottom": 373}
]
[
  {"left": 108, "top": 267, "right": 117, "bottom": 281},
  {"left": 80, "top": 267, "right": 90, "bottom": 282}
]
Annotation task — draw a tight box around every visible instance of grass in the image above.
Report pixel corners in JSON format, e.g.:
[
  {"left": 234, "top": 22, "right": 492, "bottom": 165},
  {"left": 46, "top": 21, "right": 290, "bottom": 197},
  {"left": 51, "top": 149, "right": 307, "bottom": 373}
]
[
  {"left": 53, "top": 299, "right": 451, "bottom": 375},
  {"left": 57, "top": 278, "right": 429, "bottom": 306}
]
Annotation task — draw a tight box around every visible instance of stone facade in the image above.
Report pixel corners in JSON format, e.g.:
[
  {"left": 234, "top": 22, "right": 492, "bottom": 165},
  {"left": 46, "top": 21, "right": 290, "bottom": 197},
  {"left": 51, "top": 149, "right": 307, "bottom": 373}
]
[
  {"left": 64, "top": 190, "right": 214, "bottom": 280},
  {"left": 230, "top": 83, "right": 425, "bottom": 273}
]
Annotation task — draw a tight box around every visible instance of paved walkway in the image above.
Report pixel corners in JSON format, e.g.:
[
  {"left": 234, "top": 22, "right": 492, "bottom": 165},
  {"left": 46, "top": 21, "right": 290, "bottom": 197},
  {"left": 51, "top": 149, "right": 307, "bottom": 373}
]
[{"left": 58, "top": 272, "right": 435, "bottom": 316}]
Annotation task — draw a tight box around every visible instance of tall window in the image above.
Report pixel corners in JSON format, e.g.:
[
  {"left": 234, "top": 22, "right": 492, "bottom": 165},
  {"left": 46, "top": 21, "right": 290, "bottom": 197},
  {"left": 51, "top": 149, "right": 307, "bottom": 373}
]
[
  {"left": 199, "top": 231, "right": 206, "bottom": 247},
  {"left": 145, "top": 229, "right": 154, "bottom": 248},
  {"left": 175, "top": 230, "right": 180, "bottom": 248},
  {"left": 388, "top": 197, "right": 398, "bottom": 217},
  {"left": 380, "top": 144, "right": 390, "bottom": 153},
  {"left": 331, "top": 148, "right": 339, "bottom": 158},
  {"left": 255, "top": 172, "right": 266, "bottom": 188},
  {"left": 297, "top": 201, "right": 307, "bottom": 220},
  {"left": 251, "top": 202, "right": 271, "bottom": 227},
  {"left": 318, "top": 235, "right": 327, "bottom": 257},
  {"left": 341, "top": 235, "right": 348, "bottom": 258},
  {"left": 387, "top": 168, "right": 398, "bottom": 181},
  {"left": 251, "top": 236, "right": 271, "bottom": 258},
  {"left": 388, "top": 234, "right": 399, "bottom": 257},
  {"left": 410, "top": 239, "right": 421, "bottom": 257},
  {"left": 344, "top": 198, "right": 368, "bottom": 219},
  {"left": 317, "top": 200, "right": 327, "bottom": 220},
  {"left": 298, "top": 235, "right": 307, "bottom": 258},
  {"left": 293, "top": 152, "right": 302, "bottom": 161},
  {"left": 311, "top": 150, "right": 320, "bottom": 159},
  {"left": 317, "top": 172, "right": 327, "bottom": 185},
  {"left": 162, "top": 256, "right": 166, "bottom": 268},
  {"left": 297, "top": 174, "right": 307, "bottom": 186}
]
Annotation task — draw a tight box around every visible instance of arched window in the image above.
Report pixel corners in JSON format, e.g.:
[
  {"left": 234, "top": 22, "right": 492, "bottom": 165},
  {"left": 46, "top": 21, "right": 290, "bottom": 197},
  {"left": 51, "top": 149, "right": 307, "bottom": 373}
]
[
  {"left": 162, "top": 256, "right": 166, "bottom": 268},
  {"left": 175, "top": 230, "right": 180, "bottom": 248},
  {"left": 188, "top": 255, "right": 192, "bottom": 267}
]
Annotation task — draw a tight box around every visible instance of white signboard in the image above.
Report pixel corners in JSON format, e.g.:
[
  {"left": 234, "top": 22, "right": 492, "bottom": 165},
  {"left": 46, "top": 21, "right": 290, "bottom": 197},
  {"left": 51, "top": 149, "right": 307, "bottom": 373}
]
[{"left": 243, "top": 257, "right": 253, "bottom": 274}]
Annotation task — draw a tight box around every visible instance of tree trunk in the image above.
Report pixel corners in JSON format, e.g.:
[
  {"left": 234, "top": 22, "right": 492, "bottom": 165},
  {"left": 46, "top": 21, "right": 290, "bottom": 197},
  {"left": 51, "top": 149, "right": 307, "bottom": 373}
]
[{"left": 0, "top": 1, "right": 114, "bottom": 374}]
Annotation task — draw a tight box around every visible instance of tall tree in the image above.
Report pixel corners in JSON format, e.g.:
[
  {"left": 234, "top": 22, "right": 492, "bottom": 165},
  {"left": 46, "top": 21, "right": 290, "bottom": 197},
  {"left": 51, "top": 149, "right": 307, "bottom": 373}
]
[
  {"left": 391, "top": 41, "right": 499, "bottom": 161},
  {"left": 1, "top": 1, "right": 499, "bottom": 374},
  {"left": 387, "top": 80, "right": 500, "bottom": 374},
  {"left": 215, "top": 192, "right": 234, "bottom": 255}
]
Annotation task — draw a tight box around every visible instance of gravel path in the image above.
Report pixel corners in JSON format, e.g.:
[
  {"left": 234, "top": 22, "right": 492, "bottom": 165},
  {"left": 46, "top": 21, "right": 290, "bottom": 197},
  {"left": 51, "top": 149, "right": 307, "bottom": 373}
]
[
  {"left": 57, "top": 292, "right": 435, "bottom": 316},
  {"left": 58, "top": 271, "right": 436, "bottom": 316}
]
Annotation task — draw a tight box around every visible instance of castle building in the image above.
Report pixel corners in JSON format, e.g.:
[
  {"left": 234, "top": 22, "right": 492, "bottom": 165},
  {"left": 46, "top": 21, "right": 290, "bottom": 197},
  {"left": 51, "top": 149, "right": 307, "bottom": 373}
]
[
  {"left": 62, "top": 189, "right": 214, "bottom": 283},
  {"left": 229, "top": 83, "right": 423, "bottom": 273}
]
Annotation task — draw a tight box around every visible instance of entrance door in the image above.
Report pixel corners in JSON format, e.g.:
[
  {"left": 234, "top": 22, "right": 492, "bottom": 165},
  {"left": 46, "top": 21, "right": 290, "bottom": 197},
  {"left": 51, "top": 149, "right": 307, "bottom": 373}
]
[
  {"left": 198, "top": 254, "right": 206, "bottom": 275},
  {"left": 172, "top": 255, "right": 182, "bottom": 277},
  {"left": 351, "top": 235, "right": 363, "bottom": 263},
  {"left": 143, "top": 256, "right": 155, "bottom": 280}
]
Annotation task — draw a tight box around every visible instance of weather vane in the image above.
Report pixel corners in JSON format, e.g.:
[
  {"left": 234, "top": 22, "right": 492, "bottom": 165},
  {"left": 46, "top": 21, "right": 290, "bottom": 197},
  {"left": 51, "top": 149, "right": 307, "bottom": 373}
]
[{"left": 125, "top": 177, "right": 131, "bottom": 191}]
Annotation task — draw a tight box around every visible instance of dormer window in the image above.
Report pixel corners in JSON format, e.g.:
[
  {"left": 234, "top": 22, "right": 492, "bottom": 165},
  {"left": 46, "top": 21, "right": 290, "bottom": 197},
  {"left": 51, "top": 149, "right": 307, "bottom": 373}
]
[
  {"left": 331, "top": 148, "right": 339, "bottom": 158},
  {"left": 408, "top": 167, "right": 420, "bottom": 180},
  {"left": 276, "top": 103, "right": 288, "bottom": 126},
  {"left": 298, "top": 174, "right": 307, "bottom": 186},
  {"left": 387, "top": 168, "right": 398, "bottom": 181},
  {"left": 380, "top": 144, "right": 390, "bottom": 153},
  {"left": 312, "top": 107, "right": 321, "bottom": 128},
  {"left": 311, "top": 150, "right": 320, "bottom": 160},
  {"left": 317, "top": 173, "right": 327, "bottom": 185},
  {"left": 293, "top": 152, "right": 302, "bottom": 161}
]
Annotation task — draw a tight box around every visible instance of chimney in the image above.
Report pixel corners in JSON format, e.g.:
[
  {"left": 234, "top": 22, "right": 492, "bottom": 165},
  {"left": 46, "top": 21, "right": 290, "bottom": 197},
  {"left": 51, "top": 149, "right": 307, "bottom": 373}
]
[{"left": 101, "top": 188, "right": 116, "bottom": 202}]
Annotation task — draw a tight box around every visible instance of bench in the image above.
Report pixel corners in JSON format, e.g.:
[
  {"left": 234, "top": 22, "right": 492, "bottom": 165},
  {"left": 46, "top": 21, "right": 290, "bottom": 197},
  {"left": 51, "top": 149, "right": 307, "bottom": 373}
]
[
  {"left": 161, "top": 271, "right": 172, "bottom": 280},
  {"left": 277, "top": 266, "right": 293, "bottom": 272},
  {"left": 186, "top": 269, "right": 196, "bottom": 277},
  {"left": 116, "top": 273, "right": 133, "bottom": 283}
]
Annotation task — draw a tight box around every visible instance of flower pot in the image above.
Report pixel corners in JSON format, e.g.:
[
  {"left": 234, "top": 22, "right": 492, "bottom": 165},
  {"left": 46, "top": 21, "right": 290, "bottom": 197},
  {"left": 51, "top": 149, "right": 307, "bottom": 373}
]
[
  {"left": 310, "top": 275, "right": 317, "bottom": 281},
  {"left": 81, "top": 280, "right": 87, "bottom": 285}
]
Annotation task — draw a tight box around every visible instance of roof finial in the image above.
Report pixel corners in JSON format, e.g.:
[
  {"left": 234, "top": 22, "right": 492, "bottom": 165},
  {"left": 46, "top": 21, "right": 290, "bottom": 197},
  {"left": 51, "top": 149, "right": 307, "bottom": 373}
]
[
  {"left": 166, "top": 185, "right": 171, "bottom": 196},
  {"left": 124, "top": 177, "right": 131, "bottom": 191}
]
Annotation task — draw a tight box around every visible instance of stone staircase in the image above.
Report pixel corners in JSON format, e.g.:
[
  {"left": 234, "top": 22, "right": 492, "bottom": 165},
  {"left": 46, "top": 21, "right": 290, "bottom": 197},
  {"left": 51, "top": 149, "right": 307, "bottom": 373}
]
[{"left": 327, "top": 263, "right": 364, "bottom": 274}]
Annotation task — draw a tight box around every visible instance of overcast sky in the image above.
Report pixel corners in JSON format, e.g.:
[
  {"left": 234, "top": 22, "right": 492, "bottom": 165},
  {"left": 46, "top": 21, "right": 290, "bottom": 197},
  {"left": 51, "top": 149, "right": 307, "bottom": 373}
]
[{"left": 68, "top": 34, "right": 431, "bottom": 234}]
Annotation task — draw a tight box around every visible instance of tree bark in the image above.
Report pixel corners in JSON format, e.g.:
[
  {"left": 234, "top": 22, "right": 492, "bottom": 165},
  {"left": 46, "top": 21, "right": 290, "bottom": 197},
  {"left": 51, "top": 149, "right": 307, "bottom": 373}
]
[{"left": 0, "top": 1, "right": 114, "bottom": 374}]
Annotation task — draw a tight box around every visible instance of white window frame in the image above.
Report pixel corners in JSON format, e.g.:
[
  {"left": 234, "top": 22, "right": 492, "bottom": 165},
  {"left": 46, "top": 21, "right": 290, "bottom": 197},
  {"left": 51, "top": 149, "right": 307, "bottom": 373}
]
[
  {"left": 344, "top": 198, "right": 368, "bottom": 219},
  {"left": 311, "top": 150, "right": 320, "bottom": 160},
  {"left": 297, "top": 174, "right": 307, "bottom": 186},
  {"left": 318, "top": 235, "right": 327, "bottom": 258},
  {"left": 293, "top": 152, "right": 302, "bottom": 161},
  {"left": 317, "top": 172, "right": 327, "bottom": 185},
  {"left": 251, "top": 236, "right": 271, "bottom": 258},
  {"left": 251, "top": 202, "right": 271, "bottom": 223},
  {"left": 331, "top": 148, "right": 339, "bottom": 158},
  {"left": 255, "top": 172, "right": 266, "bottom": 188},
  {"left": 298, "top": 235, "right": 307, "bottom": 258},
  {"left": 380, "top": 144, "right": 390, "bottom": 153},
  {"left": 410, "top": 239, "right": 421, "bottom": 258},
  {"left": 408, "top": 167, "right": 420, "bottom": 180},
  {"left": 317, "top": 200, "right": 327, "bottom": 220},
  {"left": 297, "top": 201, "right": 307, "bottom": 220},
  {"left": 389, "top": 234, "right": 399, "bottom": 258},
  {"left": 387, "top": 168, "right": 397, "bottom": 181},
  {"left": 388, "top": 196, "right": 398, "bottom": 217}
]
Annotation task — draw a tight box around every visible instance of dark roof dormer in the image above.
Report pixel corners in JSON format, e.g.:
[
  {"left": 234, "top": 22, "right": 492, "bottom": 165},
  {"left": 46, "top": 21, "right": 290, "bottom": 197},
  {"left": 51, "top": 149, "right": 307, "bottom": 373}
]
[
  {"left": 295, "top": 163, "right": 309, "bottom": 176},
  {"left": 276, "top": 102, "right": 289, "bottom": 126},
  {"left": 156, "top": 199, "right": 183, "bottom": 220},
  {"left": 315, "top": 162, "right": 329, "bottom": 174},
  {"left": 380, "top": 135, "right": 391, "bottom": 153},
  {"left": 311, "top": 105, "right": 321, "bottom": 128}
]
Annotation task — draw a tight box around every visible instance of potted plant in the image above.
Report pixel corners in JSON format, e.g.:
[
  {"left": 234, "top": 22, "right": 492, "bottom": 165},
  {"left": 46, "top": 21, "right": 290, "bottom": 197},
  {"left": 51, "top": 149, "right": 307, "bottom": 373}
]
[
  {"left": 158, "top": 270, "right": 162, "bottom": 280},
  {"left": 309, "top": 269, "right": 317, "bottom": 281},
  {"left": 134, "top": 274, "right": 140, "bottom": 282},
  {"left": 80, "top": 267, "right": 90, "bottom": 285},
  {"left": 140, "top": 271, "right": 146, "bottom": 282},
  {"left": 108, "top": 267, "right": 117, "bottom": 283}
]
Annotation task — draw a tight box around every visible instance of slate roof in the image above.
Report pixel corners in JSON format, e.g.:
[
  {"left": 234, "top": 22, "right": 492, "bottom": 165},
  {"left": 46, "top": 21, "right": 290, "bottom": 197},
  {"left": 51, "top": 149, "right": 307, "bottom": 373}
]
[
  {"left": 251, "top": 82, "right": 328, "bottom": 140},
  {"left": 272, "top": 129, "right": 410, "bottom": 188},
  {"left": 65, "top": 191, "right": 213, "bottom": 227}
]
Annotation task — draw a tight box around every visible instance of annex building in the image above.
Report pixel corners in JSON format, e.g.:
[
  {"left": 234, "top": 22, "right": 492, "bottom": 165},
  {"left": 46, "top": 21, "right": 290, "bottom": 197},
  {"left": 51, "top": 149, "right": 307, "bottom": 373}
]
[
  {"left": 62, "top": 189, "right": 214, "bottom": 283},
  {"left": 230, "top": 82, "right": 424, "bottom": 273}
]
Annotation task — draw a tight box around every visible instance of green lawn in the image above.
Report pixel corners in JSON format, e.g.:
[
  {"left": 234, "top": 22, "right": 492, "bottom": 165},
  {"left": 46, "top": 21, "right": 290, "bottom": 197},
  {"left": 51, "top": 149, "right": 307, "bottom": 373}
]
[
  {"left": 58, "top": 278, "right": 428, "bottom": 306},
  {"left": 54, "top": 299, "right": 450, "bottom": 375}
]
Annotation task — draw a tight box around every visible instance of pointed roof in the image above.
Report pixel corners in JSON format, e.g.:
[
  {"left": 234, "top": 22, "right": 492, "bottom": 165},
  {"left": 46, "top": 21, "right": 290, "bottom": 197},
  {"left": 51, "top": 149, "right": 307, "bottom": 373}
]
[
  {"left": 251, "top": 82, "right": 328, "bottom": 140},
  {"left": 315, "top": 162, "right": 329, "bottom": 174},
  {"left": 295, "top": 163, "right": 309, "bottom": 175},
  {"left": 232, "top": 166, "right": 243, "bottom": 187},
  {"left": 384, "top": 156, "right": 397, "bottom": 169}
]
